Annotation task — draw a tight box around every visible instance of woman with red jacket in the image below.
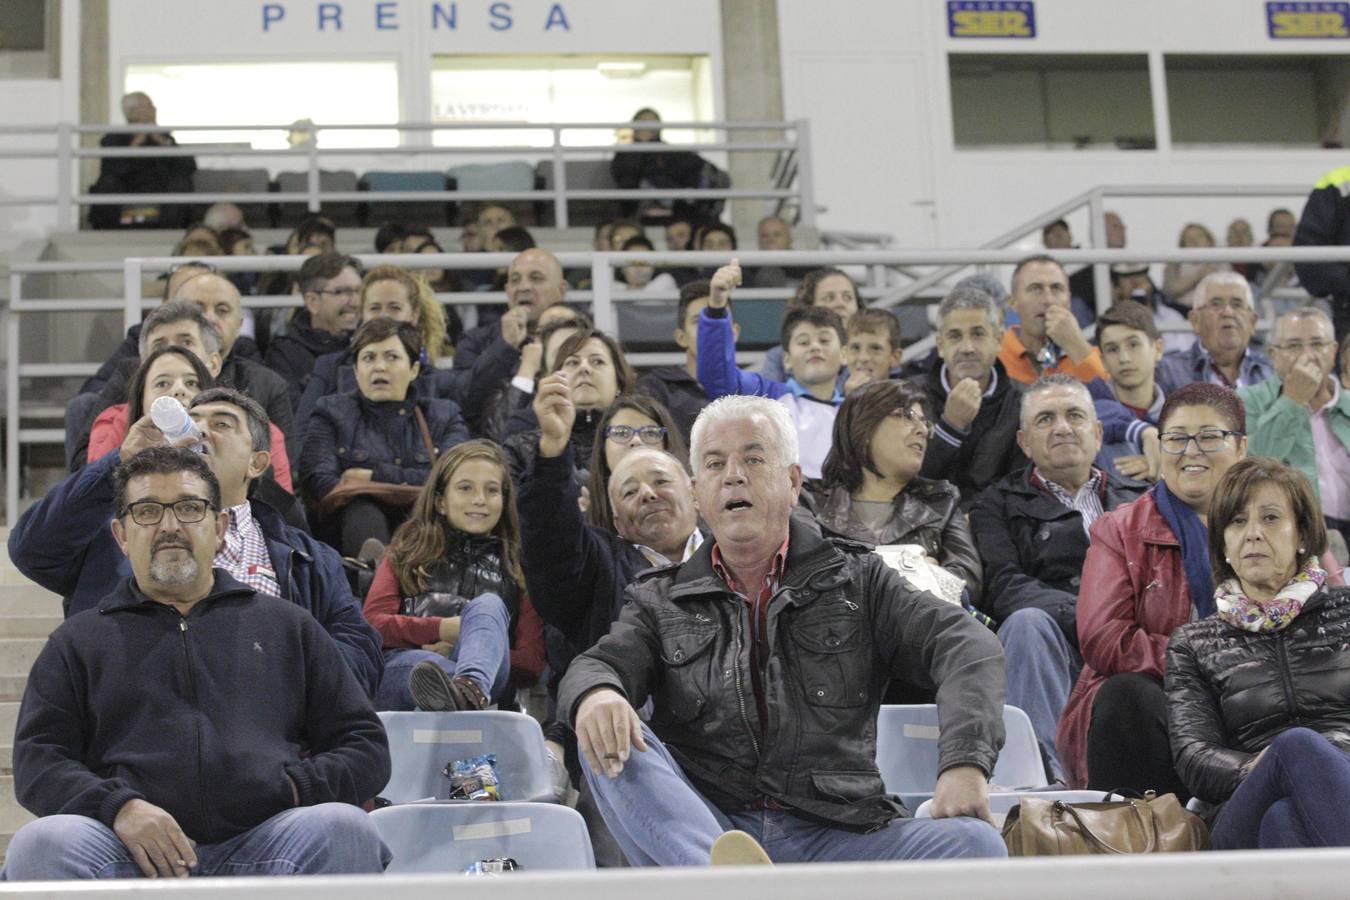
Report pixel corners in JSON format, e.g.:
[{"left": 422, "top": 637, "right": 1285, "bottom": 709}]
[
  {"left": 363, "top": 440, "right": 544, "bottom": 711},
  {"left": 1056, "top": 383, "right": 1248, "bottom": 794}
]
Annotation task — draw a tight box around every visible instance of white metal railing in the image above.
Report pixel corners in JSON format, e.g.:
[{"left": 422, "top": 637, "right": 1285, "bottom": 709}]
[
  {"left": 6, "top": 245, "right": 1349, "bottom": 524},
  {"left": 875, "top": 184, "right": 1312, "bottom": 316},
  {"left": 0, "top": 119, "right": 816, "bottom": 231}
]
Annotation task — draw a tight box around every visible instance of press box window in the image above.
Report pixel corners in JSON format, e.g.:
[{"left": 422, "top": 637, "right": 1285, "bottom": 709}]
[{"left": 949, "top": 53, "right": 1155, "bottom": 149}]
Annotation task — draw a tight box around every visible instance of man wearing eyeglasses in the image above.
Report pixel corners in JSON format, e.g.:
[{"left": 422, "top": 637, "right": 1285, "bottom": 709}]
[
  {"left": 265, "top": 253, "right": 364, "bottom": 411},
  {"left": 10, "top": 388, "right": 383, "bottom": 696},
  {"left": 1156, "top": 271, "right": 1275, "bottom": 395},
  {"left": 971, "top": 375, "right": 1141, "bottom": 778},
  {"left": 1240, "top": 307, "right": 1350, "bottom": 544},
  {"left": 3, "top": 446, "right": 391, "bottom": 881}
]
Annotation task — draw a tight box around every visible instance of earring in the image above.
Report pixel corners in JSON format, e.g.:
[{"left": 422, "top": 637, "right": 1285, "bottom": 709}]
[{"left": 1299, "top": 547, "right": 1306, "bottom": 555}]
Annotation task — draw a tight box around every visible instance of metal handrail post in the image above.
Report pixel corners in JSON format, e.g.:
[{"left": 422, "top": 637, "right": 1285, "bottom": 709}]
[
  {"left": 794, "top": 119, "right": 817, "bottom": 229},
  {"left": 551, "top": 125, "right": 569, "bottom": 229},
  {"left": 590, "top": 253, "right": 615, "bottom": 335},
  {"left": 123, "top": 259, "right": 144, "bottom": 333},
  {"left": 6, "top": 273, "right": 20, "bottom": 528},
  {"left": 55, "top": 123, "right": 74, "bottom": 231},
  {"left": 1088, "top": 188, "right": 1112, "bottom": 316},
  {"left": 306, "top": 124, "right": 320, "bottom": 213}
]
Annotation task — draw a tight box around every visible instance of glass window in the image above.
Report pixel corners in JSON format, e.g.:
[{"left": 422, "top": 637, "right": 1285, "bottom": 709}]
[
  {"left": 430, "top": 54, "right": 716, "bottom": 148},
  {"left": 1165, "top": 55, "right": 1349, "bottom": 147},
  {"left": 949, "top": 54, "right": 1154, "bottom": 149},
  {"left": 124, "top": 61, "right": 400, "bottom": 148}
]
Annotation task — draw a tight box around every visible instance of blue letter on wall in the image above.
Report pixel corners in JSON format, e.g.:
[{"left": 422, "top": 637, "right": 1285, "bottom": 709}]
[
  {"left": 376, "top": 1, "right": 398, "bottom": 28},
  {"left": 489, "top": 2, "right": 513, "bottom": 30},
  {"left": 262, "top": 3, "right": 285, "bottom": 30},
  {"left": 544, "top": 3, "right": 569, "bottom": 30},
  {"left": 318, "top": 2, "right": 343, "bottom": 30},
  {"left": 432, "top": 2, "right": 456, "bottom": 29}
]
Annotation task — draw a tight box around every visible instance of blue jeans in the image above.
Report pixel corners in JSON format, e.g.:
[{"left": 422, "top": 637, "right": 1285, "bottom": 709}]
[
  {"left": 583, "top": 723, "right": 1006, "bottom": 866},
  {"left": 998, "top": 607, "right": 1079, "bottom": 780},
  {"left": 1211, "top": 728, "right": 1350, "bottom": 850},
  {"left": 373, "top": 592, "right": 511, "bottom": 711},
  {"left": 1, "top": 803, "right": 389, "bottom": 880}
]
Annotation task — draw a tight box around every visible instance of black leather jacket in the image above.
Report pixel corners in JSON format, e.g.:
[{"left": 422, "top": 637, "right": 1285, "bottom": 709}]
[
  {"left": 558, "top": 514, "right": 1006, "bottom": 830},
  {"left": 1165, "top": 587, "right": 1350, "bottom": 804},
  {"left": 811, "top": 478, "right": 983, "bottom": 606}
]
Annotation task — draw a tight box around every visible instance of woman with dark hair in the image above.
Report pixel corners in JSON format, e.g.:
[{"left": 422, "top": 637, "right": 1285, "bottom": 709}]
[
  {"left": 501, "top": 327, "right": 636, "bottom": 485},
  {"left": 363, "top": 440, "right": 545, "bottom": 711},
  {"left": 1164, "top": 456, "right": 1350, "bottom": 849},
  {"left": 1057, "top": 383, "right": 1248, "bottom": 794},
  {"left": 301, "top": 319, "right": 470, "bottom": 558},
  {"left": 813, "top": 379, "right": 981, "bottom": 600},
  {"left": 610, "top": 107, "right": 708, "bottom": 220},
  {"left": 585, "top": 395, "right": 689, "bottom": 532},
  {"left": 759, "top": 267, "right": 864, "bottom": 382}
]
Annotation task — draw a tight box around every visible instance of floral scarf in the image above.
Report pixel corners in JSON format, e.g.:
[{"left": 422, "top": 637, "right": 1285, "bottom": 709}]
[{"left": 1214, "top": 556, "right": 1327, "bottom": 633}]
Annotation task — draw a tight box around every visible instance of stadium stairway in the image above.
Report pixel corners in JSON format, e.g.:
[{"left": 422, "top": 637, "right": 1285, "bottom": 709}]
[{"left": 0, "top": 528, "right": 61, "bottom": 859}]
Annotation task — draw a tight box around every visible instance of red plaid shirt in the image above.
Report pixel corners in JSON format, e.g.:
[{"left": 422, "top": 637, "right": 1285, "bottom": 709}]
[
  {"left": 711, "top": 536, "right": 790, "bottom": 735},
  {"left": 215, "top": 502, "right": 281, "bottom": 599}
]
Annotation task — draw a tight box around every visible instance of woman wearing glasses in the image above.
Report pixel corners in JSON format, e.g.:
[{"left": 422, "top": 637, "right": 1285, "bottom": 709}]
[
  {"left": 584, "top": 395, "right": 689, "bottom": 532},
  {"left": 812, "top": 380, "right": 982, "bottom": 601},
  {"left": 1057, "top": 383, "right": 1248, "bottom": 794}
]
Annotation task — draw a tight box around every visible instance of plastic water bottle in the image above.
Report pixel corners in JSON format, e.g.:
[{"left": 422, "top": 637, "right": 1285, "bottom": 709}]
[{"left": 150, "top": 396, "right": 204, "bottom": 453}]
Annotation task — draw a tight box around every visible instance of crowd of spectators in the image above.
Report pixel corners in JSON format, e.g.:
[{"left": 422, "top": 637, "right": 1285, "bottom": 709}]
[{"left": 8, "top": 96, "right": 1350, "bottom": 878}]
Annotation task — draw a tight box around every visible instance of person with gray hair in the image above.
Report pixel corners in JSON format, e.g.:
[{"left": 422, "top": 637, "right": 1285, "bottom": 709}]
[
  {"left": 558, "top": 394, "right": 1009, "bottom": 867},
  {"left": 971, "top": 374, "right": 1141, "bottom": 777},
  {"left": 912, "top": 283, "right": 1028, "bottom": 505},
  {"left": 89, "top": 92, "right": 196, "bottom": 230},
  {"left": 1156, "top": 270, "right": 1275, "bottom": 395},
  {"left": 1240, "top": 305, "right": 1350, "bottom": 543}
]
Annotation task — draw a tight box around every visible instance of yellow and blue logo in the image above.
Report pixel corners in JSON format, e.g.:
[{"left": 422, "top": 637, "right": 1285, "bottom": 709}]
[
  {"left": 948, "top": 1, "right": 1036, "bottom": 38},
  {"left": 1266, "top": 2, "right": 1350, "bottom": 38}
]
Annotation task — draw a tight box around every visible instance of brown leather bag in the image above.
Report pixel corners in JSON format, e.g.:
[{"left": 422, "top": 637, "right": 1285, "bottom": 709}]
[
  {"left": 1002, "top": 791, "right": 1209, "bottom": 855},
  {"left": 316, "top": 406, "right": 438, "bottom": 517}
]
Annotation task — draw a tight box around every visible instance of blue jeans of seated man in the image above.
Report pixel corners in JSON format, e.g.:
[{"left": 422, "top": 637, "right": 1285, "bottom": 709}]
[
  {"left": 583, "top": 722, "right": 1007, "bottom": 866},
  {"left": 374, "top": 593, "right": 512, "bottom": 711},
  {"left": 1211, "top": 727, "right": 1350, "bottom": 850},
  {"left": 1, "top": 803, "right": 389, "bottom": 880},
  {"left": 998, "top": 607, "right": 1080, "bottom": 781}
]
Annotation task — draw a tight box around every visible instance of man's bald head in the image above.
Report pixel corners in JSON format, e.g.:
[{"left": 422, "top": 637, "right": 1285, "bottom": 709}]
[
  {"left": 505, "top": 248, "right": 567, "bottom": 321},
  {"left": 607, "top": 447, "right": 697, "bottom": 556},
  {"left": 173, "top": 272, "right": 244, "bottom": 355}
]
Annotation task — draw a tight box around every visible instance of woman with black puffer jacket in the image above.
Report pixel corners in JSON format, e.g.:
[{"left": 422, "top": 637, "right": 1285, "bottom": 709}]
[{"left": 1165, "top": 456, "right": 1350, "bottom": 850}]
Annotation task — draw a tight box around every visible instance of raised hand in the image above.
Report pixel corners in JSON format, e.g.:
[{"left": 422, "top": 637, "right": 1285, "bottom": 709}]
[{"left": 534, "top": 371, "right": 575, "bottom": 458}]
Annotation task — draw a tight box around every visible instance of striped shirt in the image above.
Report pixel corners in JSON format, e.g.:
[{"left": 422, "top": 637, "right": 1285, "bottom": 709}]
[{"left": 1030, "top": 467, "right": 1105, "bottom": 539}]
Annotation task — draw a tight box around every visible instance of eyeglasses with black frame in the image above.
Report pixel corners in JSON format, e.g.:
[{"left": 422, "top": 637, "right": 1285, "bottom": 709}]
[
  {"left": 119, "top": 497, "right": 215, "bottom": 526},
  {"left": 604, "top": 424, "right": 667, "bottom": 446},
  {"left": 1158, "top": 429, "right": 1244, "bottom": 455}
]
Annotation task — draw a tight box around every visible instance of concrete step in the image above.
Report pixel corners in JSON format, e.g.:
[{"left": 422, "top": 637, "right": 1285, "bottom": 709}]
[
  {"left": 0, "top": 676, "right": 28, "bottom": 703},
  {"left": 0, "top": 704, "right": 17, "bottom": 747},
  {"left": 0, "top": 617, "right": 60, "bottom": 640},
  {"left": 0, "top": 643, "right": 43, "bottom": 682},
  {"left": 0, "top": 586, "right": 61, "bottom": 617}
]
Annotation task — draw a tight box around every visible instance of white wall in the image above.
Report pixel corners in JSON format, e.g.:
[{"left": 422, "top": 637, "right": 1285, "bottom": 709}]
[{"left": 778, "top": 0, "right": 1349, "bottom": 256}]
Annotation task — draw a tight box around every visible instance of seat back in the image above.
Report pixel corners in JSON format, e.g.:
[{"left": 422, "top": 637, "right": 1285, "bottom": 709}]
[
  {"left": 377, "top": 710, "right": 556, "bottom": 803},
  {"left": 534, "top": 159, "right": 621, "bottom": 226},
  {"left": 372, "top": 802, "right": 595, "bottom": 873},
  {"left": 359, "top": 170, "right": 453, "bottom": 226},
  {"left": 190, "top": 168, "right": 272, "bottom": 227},
  {"left": 876, "top": 704, "right": 1048, "bottom": 807},
  {"left": 274, "top": 170, "right": 360, "bottom": 228}
]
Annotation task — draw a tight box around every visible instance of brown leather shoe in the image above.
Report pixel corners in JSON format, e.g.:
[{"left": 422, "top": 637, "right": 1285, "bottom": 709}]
[{"left": 410, "top": 662, "right": 489, "bottom": 711}]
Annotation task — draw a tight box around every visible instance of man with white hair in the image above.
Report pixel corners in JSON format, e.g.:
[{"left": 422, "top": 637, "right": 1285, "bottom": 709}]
[
  {"left": 89, "top": 92, "right": 196, "bottom": 229},
  {"left": 1240, "top": 307, "right": 1350, "bottom": 541},
  {"left": 1156, "top": 271, "right": 1275, "bottom": 394},
  {"left": 202, "top": 202, "right": 246, "bottom": 232},
  {"left": 558, "top": 395, "right": 1008, "bottom": 866}
]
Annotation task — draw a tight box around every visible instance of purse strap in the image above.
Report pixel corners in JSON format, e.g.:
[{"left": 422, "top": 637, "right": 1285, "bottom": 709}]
[
  {"left": 413, "top": 406, "right": 436, "bottom": 459},
  {"left": 1053, "top": 799, "right": 1157, "bottom": 854}
]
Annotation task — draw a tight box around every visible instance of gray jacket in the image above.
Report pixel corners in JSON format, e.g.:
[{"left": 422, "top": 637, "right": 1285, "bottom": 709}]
[
  {"left": 812, "top": 478, "right": 983, "bottom": 606},
  {"left": 558, "top": 514, "right": 1005, "bottom": 830}
]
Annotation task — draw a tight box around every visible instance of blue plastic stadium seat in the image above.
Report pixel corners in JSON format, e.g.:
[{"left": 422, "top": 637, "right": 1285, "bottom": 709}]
[
  {"left": 377, "top": 710, "right": 556, "bottom": 804},
  {"left": 359, "top": 170, "right": 452, "bottom": 226},
  {"left": 371, "top": 801, "right": 595, "bottom": 874},
  {"left": 876, "top": 704, "right": 1048, "bottom": 809}
]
